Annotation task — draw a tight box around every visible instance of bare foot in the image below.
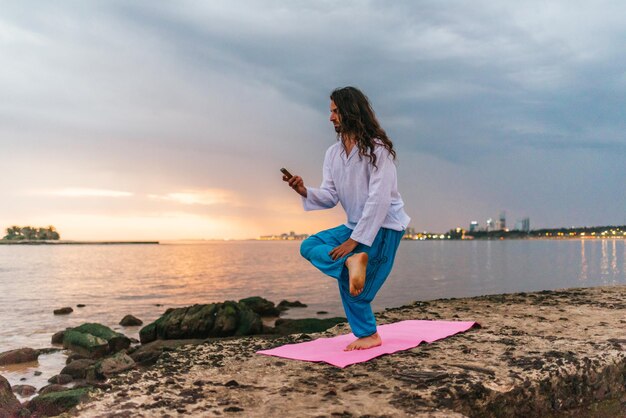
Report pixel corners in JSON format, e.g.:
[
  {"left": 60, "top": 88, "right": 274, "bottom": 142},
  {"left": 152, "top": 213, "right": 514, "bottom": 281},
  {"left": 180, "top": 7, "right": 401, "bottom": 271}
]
[
  {"left": 344, "top": 332, "right": 382, "bottom": 351},
  {"left": 345, "top": 252, "right": 368, "bottom": 296}
]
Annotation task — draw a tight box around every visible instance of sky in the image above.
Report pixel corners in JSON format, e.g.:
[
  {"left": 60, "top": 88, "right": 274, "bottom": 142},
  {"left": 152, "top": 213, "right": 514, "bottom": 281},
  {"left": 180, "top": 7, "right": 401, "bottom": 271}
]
[{"left": 1, "top": 1, "right": 625, "bottom": 240}]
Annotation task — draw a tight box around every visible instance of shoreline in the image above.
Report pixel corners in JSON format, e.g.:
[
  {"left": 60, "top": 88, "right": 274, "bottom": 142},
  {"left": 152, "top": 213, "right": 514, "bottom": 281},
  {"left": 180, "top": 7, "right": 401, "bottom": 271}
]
[
  {"left": 1, "top": 238, "right": 623, "bottom": 246},
  {"left": 0, "top": 240, "right": 159, "bottom": 245},
  {"left": 71, "top": 285, "right": 626, "bottom": 417}
]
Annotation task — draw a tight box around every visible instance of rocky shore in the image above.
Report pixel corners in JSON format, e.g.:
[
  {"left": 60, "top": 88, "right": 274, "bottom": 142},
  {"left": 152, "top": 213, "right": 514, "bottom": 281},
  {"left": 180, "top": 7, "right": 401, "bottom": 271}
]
[{"left": 2, "top": 286, "right": 626, "bottom": 417}]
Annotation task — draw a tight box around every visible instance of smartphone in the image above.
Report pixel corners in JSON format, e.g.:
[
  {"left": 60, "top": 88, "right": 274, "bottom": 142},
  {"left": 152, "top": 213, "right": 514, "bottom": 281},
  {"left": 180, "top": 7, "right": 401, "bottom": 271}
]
[{"left": 280, "top": 168, "right": 293, "bottom": 180}]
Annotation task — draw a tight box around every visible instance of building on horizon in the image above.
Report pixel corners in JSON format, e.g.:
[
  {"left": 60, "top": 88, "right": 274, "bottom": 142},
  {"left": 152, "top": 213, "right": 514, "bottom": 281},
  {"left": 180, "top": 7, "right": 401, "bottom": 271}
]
[
  {"left": 469, "top": 221, "right": 479, "bottom": 232},
  {"left": 521, "top": 217, "right": 530, "bottom": 232},
  {"left": 497, "top": 211, "right": 506, "bottom": 231},
  {"left": 513, "top": 217, "right": 530, "bottom": 232},
  {"left": 259, "top": 231, "right": 309, "bottom": 241}
]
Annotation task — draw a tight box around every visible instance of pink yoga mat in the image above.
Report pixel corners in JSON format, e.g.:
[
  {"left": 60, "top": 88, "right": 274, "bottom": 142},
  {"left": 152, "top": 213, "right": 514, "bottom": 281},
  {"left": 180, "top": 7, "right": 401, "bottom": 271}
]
[{"left": 257, "top": 320, "right": 477, "bottom": 368}]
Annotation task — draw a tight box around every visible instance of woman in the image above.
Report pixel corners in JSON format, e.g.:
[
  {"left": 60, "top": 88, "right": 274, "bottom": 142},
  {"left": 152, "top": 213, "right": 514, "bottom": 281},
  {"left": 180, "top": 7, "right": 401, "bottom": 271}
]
[{"left": 284, "top": 86, "right": 410, "bottom": 351}]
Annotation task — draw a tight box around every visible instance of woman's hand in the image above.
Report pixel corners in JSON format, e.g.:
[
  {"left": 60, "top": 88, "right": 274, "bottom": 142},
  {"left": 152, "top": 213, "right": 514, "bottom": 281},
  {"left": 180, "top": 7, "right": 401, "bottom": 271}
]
[
  {"left": 284, "top": 174, "right": 307, "bottom": 197},
  {"left": 329, "top": 238, "right": 359, "bottom": 260}
]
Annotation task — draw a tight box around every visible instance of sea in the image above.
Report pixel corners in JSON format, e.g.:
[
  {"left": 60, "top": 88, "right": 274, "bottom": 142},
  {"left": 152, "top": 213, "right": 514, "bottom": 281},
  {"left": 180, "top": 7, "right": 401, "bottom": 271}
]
[{"left": 1, "top": 239, "right": 625, "bottom": 392}]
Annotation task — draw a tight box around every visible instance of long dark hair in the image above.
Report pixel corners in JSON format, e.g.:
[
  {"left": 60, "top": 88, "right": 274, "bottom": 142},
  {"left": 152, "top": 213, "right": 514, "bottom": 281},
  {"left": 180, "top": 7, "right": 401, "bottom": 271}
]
[{"left": 330, "top": 86, "right": 396, "bottom": 168}]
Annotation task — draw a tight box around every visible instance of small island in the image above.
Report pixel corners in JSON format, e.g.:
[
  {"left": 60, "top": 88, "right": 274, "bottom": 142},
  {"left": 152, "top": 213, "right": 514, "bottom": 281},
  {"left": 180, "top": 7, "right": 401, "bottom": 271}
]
[
  {"left": 3, "top": 225, "right": 60, "bottom": 241},
  {"left": 0, "top": 225, "right": 158, "bottom": 245}
]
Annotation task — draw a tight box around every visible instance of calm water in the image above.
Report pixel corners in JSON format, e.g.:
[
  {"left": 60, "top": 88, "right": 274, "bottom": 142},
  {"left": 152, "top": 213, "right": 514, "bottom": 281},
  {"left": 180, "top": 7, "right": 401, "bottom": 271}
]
[{"left": 1, "top": 239, "right": 625, "bottom": 390}]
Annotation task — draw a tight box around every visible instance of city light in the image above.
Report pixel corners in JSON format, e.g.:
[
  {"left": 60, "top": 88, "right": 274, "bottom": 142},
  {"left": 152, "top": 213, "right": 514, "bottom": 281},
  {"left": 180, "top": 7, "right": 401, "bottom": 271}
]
[{"left": 400, "top": 222, "right": 626, "bottom": 241}]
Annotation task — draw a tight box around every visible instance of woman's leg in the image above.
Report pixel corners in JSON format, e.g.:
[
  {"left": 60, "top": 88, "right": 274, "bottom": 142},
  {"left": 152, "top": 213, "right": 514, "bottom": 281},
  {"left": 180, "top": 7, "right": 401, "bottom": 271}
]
[
  {"left": 300, "top": 225, "right": 353, "bottom": 280},
  {"left": 301, "top": 225, "right": 405, "bottom": 350},
  {"left": 339, "top": 228, "right": 405, "bottom": 349}
]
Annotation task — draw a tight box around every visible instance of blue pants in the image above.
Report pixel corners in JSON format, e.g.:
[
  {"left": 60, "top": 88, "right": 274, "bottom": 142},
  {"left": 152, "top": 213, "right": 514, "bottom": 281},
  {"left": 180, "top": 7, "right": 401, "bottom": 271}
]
[{"left": 300, "top": 225, "right": 404, "bottom": 338}]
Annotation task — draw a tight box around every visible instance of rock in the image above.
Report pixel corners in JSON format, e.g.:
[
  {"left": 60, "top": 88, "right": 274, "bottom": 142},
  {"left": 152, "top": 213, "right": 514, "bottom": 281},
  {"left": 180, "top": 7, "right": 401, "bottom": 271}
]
[
  {"left": 63, "top": 329, "right": 109, "bottom": 359},
  {"left": 66, "top": 353, "right": 88, "bottom": 364},
  {"left": 38, "top": 384, "right": 67, "bottom": 395},
  {"left": 37, "top": 347, "right": 60, "bottom": 355},
  {"left": 63, "top": 323, "right": 131, "bottom": 358},
  {"left": 130, "top": 349, "right": 161, "bottom": 367},
  {"left": 88, "top": 353, "right": 135, "bottom": 380},
  {"left": 272, "top": 317, "right": 347, "bottom": 335},
  {"left": 140, "top": 301, "right": 263, "bottom": 344},
  {"left": 239, "top": 296, "right": 281, "bottom": 317},
  {"left": 73, "top": 323, "right": 131, "bottom": 353},
  {"left": 60, "top": 359, "right": 96, "bottom": 379},
  {"left": 48, "top": 374, "right": 73, "bottom": 385},
  {"left": 224, "top": 406, "right": 244, "bottom": 412},
  {"left": 0, "top": 375, "right": 21, "bottom": 417},
  {"left": 0, "top": 348, "right": 39, "bottom": 366},
  {"left": 277, "top": 300, "right": 308, "bottom": 310},
  {"left": 53, "top": 307, "right": 73, "bottom": 315},
  {"left": 51, "top": 330, "right": 66, "bottom": 345},
  {"left": 129, "top": 339, "right": 202, "bottom": 366},
  {"left": 12, "top": 384, "right": 37, "bottom": 397},
  {"left": 119, "top": 315, "right": 143, "bottom": 326},
  {"left": 27, "top": 388, "right": 91, "bottom": 416}
]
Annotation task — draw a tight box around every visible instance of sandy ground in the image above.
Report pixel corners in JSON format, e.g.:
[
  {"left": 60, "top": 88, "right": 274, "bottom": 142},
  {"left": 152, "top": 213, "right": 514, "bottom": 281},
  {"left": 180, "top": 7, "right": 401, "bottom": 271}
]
[{"left": 76, "top": 285, "right": 626, "bottom": 417}]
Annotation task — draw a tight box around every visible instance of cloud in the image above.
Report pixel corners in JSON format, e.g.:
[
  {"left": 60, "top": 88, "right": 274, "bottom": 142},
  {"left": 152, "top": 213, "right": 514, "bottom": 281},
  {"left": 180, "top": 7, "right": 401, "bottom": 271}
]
[
  {"left": 31, "top": 188, "right": 134, "bottom": 198},
  {"left": 148, "top": 190, "right": 238, "bottom": 206}
]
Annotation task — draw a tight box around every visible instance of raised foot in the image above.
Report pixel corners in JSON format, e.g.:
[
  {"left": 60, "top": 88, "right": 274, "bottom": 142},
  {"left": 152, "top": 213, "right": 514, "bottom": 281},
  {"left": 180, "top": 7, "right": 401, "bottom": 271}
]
[
  {"left": 346, "top": 252, "right": 368, "bottom": 296},
  {"left": 344, "top": 332, "right": 382, "bottom": 351}
]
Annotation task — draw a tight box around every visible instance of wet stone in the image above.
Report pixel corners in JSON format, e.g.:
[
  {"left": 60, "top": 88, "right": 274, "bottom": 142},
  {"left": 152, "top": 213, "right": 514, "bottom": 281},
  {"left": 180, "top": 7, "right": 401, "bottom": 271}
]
[
  {"left": 54, "top": 307, "right": 73, "bottom": 315},
  {"left": 224, "top": 406, "right": 244, "bottom": 412}
]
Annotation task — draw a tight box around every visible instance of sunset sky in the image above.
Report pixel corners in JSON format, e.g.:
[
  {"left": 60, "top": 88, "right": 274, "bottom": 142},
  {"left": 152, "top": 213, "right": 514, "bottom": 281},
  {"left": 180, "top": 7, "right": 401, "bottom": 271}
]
[{"left": 1, "top": 1, "right": 625, "bottom": 240}]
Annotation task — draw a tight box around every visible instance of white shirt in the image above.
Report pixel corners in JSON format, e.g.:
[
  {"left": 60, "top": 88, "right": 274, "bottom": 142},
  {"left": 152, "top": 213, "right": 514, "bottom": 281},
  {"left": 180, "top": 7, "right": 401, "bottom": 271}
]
[{"left": 303, "top": 141, "right": 411, "bottom": 246}]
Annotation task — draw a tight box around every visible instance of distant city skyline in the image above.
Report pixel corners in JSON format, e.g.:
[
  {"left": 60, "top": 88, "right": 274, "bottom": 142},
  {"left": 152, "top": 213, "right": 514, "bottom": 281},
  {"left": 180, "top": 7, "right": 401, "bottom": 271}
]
[{"left": 2, "top": 2, "right": 625, "bottom": 240}]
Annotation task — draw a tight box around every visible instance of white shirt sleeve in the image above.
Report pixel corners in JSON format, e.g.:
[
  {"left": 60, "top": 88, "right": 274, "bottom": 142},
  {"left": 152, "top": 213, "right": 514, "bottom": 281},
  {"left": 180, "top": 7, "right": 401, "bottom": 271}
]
[
  {"left": 350, "top": 147, "right": 395, "bottom": 246},
  {"left": 302, "top": 148, "right": 339, "bottom": 211}
]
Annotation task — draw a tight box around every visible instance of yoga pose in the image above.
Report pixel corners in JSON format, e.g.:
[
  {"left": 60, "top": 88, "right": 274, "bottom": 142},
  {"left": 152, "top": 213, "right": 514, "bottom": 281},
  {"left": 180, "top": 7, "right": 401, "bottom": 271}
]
[{"left": 283, "top": 86, "right": 410, "bottom": 351}]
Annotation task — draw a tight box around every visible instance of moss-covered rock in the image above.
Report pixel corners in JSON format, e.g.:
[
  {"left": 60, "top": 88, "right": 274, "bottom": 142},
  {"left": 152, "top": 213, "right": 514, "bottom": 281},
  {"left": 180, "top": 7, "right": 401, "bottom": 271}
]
[
  {"left": 139, "top": 322, "right": 157, "bottom": 344},
  {"left": 62, "top": 323, "right": 130, "bottom": 358},
  {"left": 27, "top": 387, "right": 91, "bottom": 416},
  {"left": 239, "top": 296, "right": 281, "bottom": 316},
  {"left": 277, "top": 299, "right": 308, "bottom": 309},
  {"left": 63, "top": 329, "right": 109, "bottom": 359},
  {"left": 139, "top": 301, "right": 263, "bottom": 344},
  {"left": 272, "top": 317, "right": 347, "bottom": 335},
  {"left": 72, "top": 323, "right": 130, "bottom": 352},
  {"left": 88, "top": 352, "right": 135, "bottom": 380}
]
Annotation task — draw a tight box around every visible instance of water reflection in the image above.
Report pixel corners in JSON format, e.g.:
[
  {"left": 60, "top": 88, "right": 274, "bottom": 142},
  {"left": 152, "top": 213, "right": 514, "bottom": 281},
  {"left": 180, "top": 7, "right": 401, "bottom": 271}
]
[
  {"left": 611, "top": 240, "right": 618, "bottom": 283},
  {"left": 600, "top": 240, "right": 609, "bottom": 284},
  {"left": 485, "top": 240, "right": 492, "bottom": 281},
  {"left": 579, "top": 240, "right": 588, "bottom": 282},
  {"left": 470, "top": 241, "right": 479, "bottom": 280}
]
